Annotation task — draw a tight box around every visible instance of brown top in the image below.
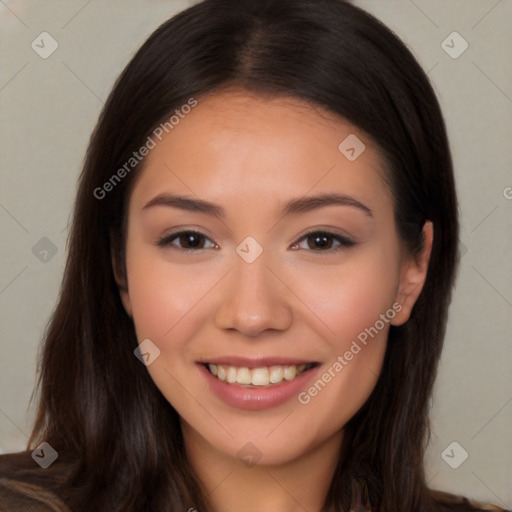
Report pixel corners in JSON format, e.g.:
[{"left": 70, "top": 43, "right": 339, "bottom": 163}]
[
  {"left": 0, "top": 451, "right": 72, "bottom": 512},
  {"left": 0, "top": 451, "right": 509, "bottom": 511}
]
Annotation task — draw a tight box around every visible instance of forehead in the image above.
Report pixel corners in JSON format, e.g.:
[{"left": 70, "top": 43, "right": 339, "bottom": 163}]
[{"left": 130, "top": 89, "right": 391, "bottom": 216}]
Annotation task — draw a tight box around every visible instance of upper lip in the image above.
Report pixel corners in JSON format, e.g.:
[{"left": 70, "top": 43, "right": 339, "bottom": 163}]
[{"left": 197, "top": 356, "right": 319, "bottom": 369}]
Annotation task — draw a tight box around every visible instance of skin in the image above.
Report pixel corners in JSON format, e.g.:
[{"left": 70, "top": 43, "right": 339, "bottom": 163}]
[{"left": 114, "top": 88, "right": 433, "bottom": 512}]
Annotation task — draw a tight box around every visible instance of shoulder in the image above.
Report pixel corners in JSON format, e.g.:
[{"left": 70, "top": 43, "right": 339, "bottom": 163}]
[
  {"left": 0, "top": 451, "right": 72, "bottom": 512},
  {"left": 432, "top": 489, "right": 511, "bottom": 512}
]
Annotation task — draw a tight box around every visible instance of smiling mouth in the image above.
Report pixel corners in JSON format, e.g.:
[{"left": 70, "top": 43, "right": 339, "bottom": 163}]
[{"left": 204, "top": 362, "right": 318, "bottom": 387}]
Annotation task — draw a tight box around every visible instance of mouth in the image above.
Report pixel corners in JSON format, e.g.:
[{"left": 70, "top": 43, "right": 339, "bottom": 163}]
[
  {"left": 201, "top": 362, "right": 319, "bottom": 387},
  {"left": 197, "top": 358, "right": 322, "bottom": 410}
]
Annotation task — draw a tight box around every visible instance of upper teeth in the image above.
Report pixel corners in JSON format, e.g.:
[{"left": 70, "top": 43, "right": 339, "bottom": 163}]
[{"left": 207, "top": 363, "right": 309, "bottom": 386}]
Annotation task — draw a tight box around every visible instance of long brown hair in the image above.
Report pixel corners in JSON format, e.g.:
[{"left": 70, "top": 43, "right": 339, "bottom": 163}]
[{"left": 27, "top": 0, "right": 471, "bottom": 510}]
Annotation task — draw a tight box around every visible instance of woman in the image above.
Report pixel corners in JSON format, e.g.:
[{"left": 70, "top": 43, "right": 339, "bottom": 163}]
[{"left": 0, "top": 0, "right": 508, "bottom": 510}]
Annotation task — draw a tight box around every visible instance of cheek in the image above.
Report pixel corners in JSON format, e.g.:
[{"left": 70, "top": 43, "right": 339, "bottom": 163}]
[
  {"left": 125, "top": 256, "right": 216, "bottom": 405},
  {"left": 288, "top": 248, "right": 398, "bottom": 417},
  {"left": 292, "top": 247, "right": 399, "bottom": 347},
  {"left": 125, "top": 244, "right": 218, "bottom": 343}
]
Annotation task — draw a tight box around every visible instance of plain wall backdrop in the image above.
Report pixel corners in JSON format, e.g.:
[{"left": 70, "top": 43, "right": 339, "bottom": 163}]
[{"left": 1, "top": 0, "right": 511, "bottom": 506}]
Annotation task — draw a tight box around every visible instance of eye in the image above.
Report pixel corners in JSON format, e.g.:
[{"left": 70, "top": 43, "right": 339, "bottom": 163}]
[
  {"left": 290, "top": 229, "right": 355, "bottom": 253},
  {"left": 156, "top": 229, "right": 355, "bottom": 253},
  {"left": 157, "top": 230, "right": 218, "bottom": 251}
]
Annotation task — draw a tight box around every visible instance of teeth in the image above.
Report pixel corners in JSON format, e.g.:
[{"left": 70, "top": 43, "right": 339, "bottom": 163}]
[
  {"left": 226, "top": 366, "right": 237, "bottom": 383},
  {"left": 236, "top": 367, "right": 252, "bottom": 385},
  {"left": 269, "top": 365, "right": 283, "bottom": 384},
  {"left": 283, "top": 365, "right": 296, "bottom": 381},
  {"left": 252, "top": 368, "right": 269, "bottom": 386},
  {"left": 206, "top": 363, "right": 310, "bottom": 387}
]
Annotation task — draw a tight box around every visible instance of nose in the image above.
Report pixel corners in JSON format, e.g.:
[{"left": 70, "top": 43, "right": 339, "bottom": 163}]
[{"left": 214, "top": 249, "right": 293, "bottom": 337}]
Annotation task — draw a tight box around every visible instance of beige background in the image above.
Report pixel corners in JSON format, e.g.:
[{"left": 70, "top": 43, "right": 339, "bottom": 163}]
[{"left": 1, "top": 0, "right": 511, "bottom": 506}]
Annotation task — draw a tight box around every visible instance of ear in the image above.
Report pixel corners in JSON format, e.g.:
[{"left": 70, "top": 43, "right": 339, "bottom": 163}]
[
  {"left": 391, "top": 221, "right": 433, "bottom": 326},
  {"left": 111, "top": 244, "right": 133, "bottom": 318}
]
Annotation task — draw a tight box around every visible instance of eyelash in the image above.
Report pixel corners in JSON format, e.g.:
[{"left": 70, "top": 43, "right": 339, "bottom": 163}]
[{"left": 156, "top": 229, "right": 355, "bottom": 254}]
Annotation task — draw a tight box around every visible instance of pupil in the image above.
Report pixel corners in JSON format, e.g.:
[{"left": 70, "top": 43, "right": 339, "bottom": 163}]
[
  {"left": 309, "top": 233, "right": 331, "bottom": 250},
  {"left": 182, "top": 233, "right": 202, "bottom": 248}
]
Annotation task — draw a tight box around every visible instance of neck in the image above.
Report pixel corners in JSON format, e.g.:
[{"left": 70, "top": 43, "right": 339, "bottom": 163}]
[{"left": 182, "top": 423, "right": 343, "bottom": 512}]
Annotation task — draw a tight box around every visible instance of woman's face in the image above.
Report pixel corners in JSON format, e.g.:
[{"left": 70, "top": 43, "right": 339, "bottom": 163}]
[{"left": 117, "top": 89, "right": 430, "bottom": 467}]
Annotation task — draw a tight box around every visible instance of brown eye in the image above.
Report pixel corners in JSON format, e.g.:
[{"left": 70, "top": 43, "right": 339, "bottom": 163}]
[
  {"left": 292, "top": 230, "right": 355, "bottom": 252},
  {"left": 157, "top": 231, "right": 217, "bottom": 251},
  {"left": 306, "top": 232, "right": 334, "bottom": 250}
]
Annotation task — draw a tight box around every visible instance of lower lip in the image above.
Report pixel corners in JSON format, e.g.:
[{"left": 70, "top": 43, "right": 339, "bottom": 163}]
[{"left": 197, "top": 363, "right": 321, "bottom": 411}]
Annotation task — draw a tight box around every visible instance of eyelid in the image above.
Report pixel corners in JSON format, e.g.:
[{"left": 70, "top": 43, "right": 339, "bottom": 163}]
[
  {"left": 156, "top": 228, "right": 217, "bottom": 250},
  {"left": 156, "top": 227, "right": 356, "bottom": 253},
  {"left": 293, "top": 228, "right": 356, "bottom": 252}
]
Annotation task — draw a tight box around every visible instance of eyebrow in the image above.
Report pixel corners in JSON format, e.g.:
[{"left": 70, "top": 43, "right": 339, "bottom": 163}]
[{"left": 142, "top": 192, "right": 373, "bottom": 218}]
